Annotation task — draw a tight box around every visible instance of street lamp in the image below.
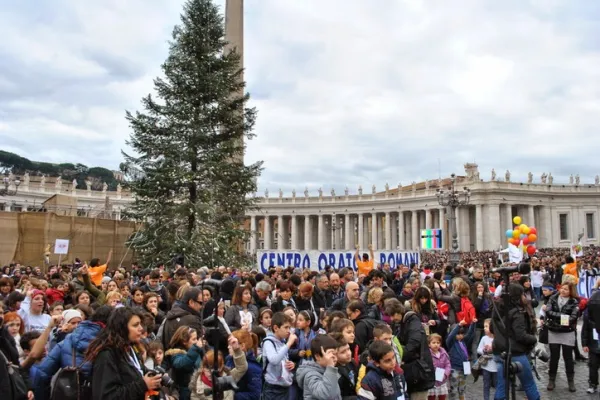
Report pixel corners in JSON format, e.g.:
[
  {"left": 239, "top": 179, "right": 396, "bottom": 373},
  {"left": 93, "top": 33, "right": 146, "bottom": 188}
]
[
  {"left": 0, "top": 171, "right": 20, "bottom": 196},
  {"left": 436, "top": 173, "right": 470, "bottom": 265},
  {"left": 325, "top": 214, "right": 342, "bottom": 250}
]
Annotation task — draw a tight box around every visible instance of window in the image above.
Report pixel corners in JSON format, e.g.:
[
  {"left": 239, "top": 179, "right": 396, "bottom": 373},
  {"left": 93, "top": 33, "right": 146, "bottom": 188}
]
[
  {"left": 587, "top": 213, "right": 596, "bottom": 239},
  {"left": 559, "top": 213, "right": 569, "bottom": 241}
]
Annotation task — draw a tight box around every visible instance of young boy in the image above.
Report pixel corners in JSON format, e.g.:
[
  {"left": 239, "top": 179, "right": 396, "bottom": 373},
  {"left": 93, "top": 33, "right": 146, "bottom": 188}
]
[
  {"left": 356, "top": 324, "right": 404, "bottom": 393},
  {"left": 446, "top": 320, "right": 475, "bottom": 400},
  {"left": 358, "top": 341, "right": 407, "bottom": 400},
  {"left": 330, "top": 333, "right": 358, "bottom": 399},
  {"left": 296, "top": 334, "right": 342, "bottom": 400},
  {"left": 262, "top": 312, "right": 297, "bottom": 400},
  {"left": 475, "top": 319, "right": 496, "bottom": 400}
]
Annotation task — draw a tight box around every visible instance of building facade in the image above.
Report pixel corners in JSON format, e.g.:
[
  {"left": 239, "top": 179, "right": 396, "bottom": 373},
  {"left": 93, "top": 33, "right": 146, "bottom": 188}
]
[{"left": 245, "top": 164, "right": 600, "bottom": 253}]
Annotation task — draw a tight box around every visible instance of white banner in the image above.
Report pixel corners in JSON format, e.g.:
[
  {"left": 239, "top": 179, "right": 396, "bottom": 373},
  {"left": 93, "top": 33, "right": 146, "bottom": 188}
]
[
  {"left": 256, "top": 250, "right": 420, "bottom": 273},
  {"left": 54, "top": 239, "right": 70, "bottom": 255}
]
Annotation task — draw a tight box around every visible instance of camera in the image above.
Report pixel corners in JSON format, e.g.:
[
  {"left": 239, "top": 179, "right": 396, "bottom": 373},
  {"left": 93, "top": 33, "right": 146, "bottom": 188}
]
[
  {"left": 203, "top": 375, "right": 239, "bottom": 395},
  {"left": 530, "top": 348, "right": 550, "bottom": 363},
  {"left": 147, "top": 366, "right": 175, "bottom": 388}
]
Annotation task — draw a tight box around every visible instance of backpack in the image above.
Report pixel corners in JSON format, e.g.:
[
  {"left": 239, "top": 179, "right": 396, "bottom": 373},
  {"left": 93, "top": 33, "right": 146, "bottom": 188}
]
[
  {"left": 50, "top": 344, "right": 89, "bottom": 400},
  {"left": 436, "top": 301, "right": 449, "bottom": 320},
  {"left": 0, "top": 350, "right": 28, "bottom": 400},
  {"left": 456, "top": 296, "right": 476, "bottom": 325}
]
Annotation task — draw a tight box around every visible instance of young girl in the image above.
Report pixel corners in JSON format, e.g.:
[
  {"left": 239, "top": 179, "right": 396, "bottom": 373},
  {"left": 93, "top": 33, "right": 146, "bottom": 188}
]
[
  {"left": 446, "top": 320, "right": 475, "bottom": 400},
  {"left": 329, "top": 318, "right": 358, "bottom": 364},
  {"left": 296, "top": 311, "right": 317, "bottom": 365},
  {"left": 258, "top": 307, "right": 273, "bottom": 334},
  {"left": 475, "top": 319, "right": 496, "bottom": 400},
  {"left": 190, "top": 336, "right": 249, "bottom": 400},
  {"left": 428, "top": 334, "right": 451, "bottom": 400},
  {"left": 166, "top": 326, "right": 205, "bottom": 400},
  {"left": 145, "top": 340, "right": 165, "bottom": 370}
]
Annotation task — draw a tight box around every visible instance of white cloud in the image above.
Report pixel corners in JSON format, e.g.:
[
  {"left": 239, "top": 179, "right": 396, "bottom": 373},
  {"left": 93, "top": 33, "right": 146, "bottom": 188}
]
[{"left": 1, "top": 0, "right": 599, "bottom": 192}]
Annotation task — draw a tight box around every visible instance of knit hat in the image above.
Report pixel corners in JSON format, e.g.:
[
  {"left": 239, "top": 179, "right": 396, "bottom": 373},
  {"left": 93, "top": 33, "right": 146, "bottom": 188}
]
[
  {"left": 101, "top": 276, "right": 111, "bottom": 284},
  {"left": 31, "top": 289, "right": 46, "bottom": 299},
  {"left": 542, "top": 281, "right": 555, "bottom": 291},
  {"left": 62, "top": 309, "right": 83, "bottom": 323}
]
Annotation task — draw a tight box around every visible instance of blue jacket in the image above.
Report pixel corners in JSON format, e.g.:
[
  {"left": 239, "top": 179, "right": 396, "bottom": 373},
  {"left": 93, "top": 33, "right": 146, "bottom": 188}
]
[
  {"left": 31, "top": 321, "right": 102, "bottom": 400},
  {"left": 446, "top": 323, "right": 475, "bottom": 369},
  {"left": 166, "top": 344, "right": 203, "bottom": 400},
  {"left": 357, "top": 363, "right": 406, "bottom": 400},
  {"left": 225, "top": 350, "right": 262, "bottom": 400}
]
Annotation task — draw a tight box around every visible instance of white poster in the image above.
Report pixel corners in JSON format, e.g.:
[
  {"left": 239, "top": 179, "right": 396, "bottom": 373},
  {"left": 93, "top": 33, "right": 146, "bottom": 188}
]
[
  {"left": 256, "top": 250, "right": 420, "bottom": 273},
  {"left": 54, "top": 239, "right": 70, "bottom": 255}
]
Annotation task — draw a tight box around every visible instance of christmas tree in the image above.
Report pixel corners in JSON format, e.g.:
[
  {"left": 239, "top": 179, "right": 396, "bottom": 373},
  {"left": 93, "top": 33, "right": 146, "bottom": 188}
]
[{"left": 121, "top": 0, "right": 262, "bottom": 268}]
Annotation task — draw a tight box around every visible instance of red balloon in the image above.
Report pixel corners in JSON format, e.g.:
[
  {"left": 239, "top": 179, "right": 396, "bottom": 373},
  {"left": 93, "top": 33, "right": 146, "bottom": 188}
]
[
  {"left": 523, "top": 238, "right": 530, "bottom": 245},
  {"left": 527, "top": 245, "right": 536, "bottom": 255},
  {"left": 529, "top": 227, "right": 537, "bottom": 235}
]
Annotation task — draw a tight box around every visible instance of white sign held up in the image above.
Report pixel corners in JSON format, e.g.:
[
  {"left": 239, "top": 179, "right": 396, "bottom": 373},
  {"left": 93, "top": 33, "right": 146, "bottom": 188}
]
[{"left": 54, "top": 239, "right": 70, "bottom": 255}]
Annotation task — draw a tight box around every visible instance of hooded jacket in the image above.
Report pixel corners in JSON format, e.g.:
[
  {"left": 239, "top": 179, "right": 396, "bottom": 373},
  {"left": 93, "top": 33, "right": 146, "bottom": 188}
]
[
  {"left": 166, "top": 344, "right": 204, "bottom": 400},
  {"left": 357, "top": 363, "right": 406, "bottom": 400},
  {"left": 296, "top": 360, "right": 342, "bottom": 400},
  {"left": 162, "top": 302, "right": 203, "bottom": 349},
  {"left": 31, "top": 320, "right": 103, "bottom": 400}
]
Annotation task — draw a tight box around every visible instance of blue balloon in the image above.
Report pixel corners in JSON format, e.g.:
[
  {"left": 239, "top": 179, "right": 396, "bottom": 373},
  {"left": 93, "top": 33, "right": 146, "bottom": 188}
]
[
  {"left": 505, "top": 229, "right": 513, "bottom": 238},
  {"left": 520, "top": 233, "right": 527, "bottom": 239}
]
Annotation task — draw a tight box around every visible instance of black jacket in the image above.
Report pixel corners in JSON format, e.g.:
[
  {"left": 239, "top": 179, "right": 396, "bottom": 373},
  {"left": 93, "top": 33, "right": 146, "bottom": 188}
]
[
  {"left": 584, "top": 290, "right": 600, "bottom": 353},
  {"left": 91, "top": 348, "right": 147, "bottom": 400},
  {"left": 162, "top": 302, "right": 203, "bottom": 348},
  {"left": 338, "top": 361, "right": 358, "bottom": 399},
  {"left": 545, "top": 293, "right": 579, "bottom": 333},
  {"left": 491, "top": 299, "right": 537, "bottom": 356},
  {"left": 398, "top": 311, "right": 435, "bottom": 393},
  {"left": 0, "top": 327, "right": 25, "bottom": 400},
  {"left": 353, "top": 315, "right": 378, "bottom": 355}
]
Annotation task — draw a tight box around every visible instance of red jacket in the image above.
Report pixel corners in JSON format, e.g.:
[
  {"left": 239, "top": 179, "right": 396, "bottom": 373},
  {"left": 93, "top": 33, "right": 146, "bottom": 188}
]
[{"left": 45, "top": 288, "right": 65, "bottom": 306}]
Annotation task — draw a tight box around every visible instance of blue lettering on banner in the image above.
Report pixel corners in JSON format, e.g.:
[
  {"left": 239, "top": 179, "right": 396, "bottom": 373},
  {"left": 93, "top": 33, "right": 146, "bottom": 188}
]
[{"left": 258, "top": 250, "right": 420, "bottom": 273}]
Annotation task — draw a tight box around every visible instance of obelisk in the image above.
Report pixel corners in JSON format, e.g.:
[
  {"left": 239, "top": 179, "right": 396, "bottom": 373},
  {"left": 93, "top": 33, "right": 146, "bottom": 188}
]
[{"left": 224, "top": 0, "right": 244, "bottom": 162}]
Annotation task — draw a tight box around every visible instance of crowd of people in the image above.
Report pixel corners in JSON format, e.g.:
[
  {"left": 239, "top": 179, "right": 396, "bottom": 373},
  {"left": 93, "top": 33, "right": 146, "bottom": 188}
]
[{"left": 1, "top": 245, "right": 600, "bottom": 400}]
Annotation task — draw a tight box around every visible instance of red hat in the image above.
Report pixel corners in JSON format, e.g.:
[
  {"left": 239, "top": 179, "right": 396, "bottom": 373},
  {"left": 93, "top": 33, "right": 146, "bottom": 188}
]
[{"left": 31, "top": 289, "right": 46, "bottom": 299}]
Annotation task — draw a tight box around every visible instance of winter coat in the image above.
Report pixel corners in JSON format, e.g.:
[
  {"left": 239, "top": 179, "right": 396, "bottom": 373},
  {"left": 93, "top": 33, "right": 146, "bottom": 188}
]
[
  {"left": 162, "top": 302, "right": 204, "bottom": 348},
  {"left": 190, "top": 348, "right": 248, "bottom": 400},
  {"left": 545, "top": 293, "right": 579, "bottom": 333},
  {"left": 325, "top": 288, "right": 345, "bottom": 308},
  {"left": 296, "top": 360, "right": 342, "bottom": 400},
  {"left": 491, "top": 299, "right": 537, "bottom": 356},
  {"left": 433, "top": 287, "right": 462, "bottom": 326},
  {"left": 270, "top": 297, "right": 297, "bottom": 313},
  {"left": 45, "top": 288, "right": 65, "bottom": 306},
  {"left": 328, "top": 295, "right": 350, "bottom": 313},
  {"left": 31, "top": 320, "right": 102, "bottom": 400},
  {"left": 353, "top": 315, "right": 379, "bottom": 355},
  {"left": 338, "top": 361, "right": 358, "bottom": 399},
  {"left": 224, "top": 304, "right": 259, "bottom": 331},
  {"left": 446, "top": 324, "right": 475, "bottom": 369},
  {"left": 429, "top": 347, "right": 451, "bottom": 386},
  {"left": 91, "top": 348, "right": 147, "bottom": 400},
  {"left": 472, "top": 293, "right": 493, "bottom": 329},
  {"left": 141, "top": 283, "right": 169, "bottom": 312},
  {"left": 397, "top": 311, "right": 435, "bottom": 393},
  {"left": 224, "top": 350, "right": 262, "bottom": 400},
  {"left": 167, "top": 344, "right": 204, "bottom": 400},
  {"left": 0, "top": 327, "right": 24, "bottom": 400},
  {"left": 357, "top": 363, "right": 406, "bottom": 400}
]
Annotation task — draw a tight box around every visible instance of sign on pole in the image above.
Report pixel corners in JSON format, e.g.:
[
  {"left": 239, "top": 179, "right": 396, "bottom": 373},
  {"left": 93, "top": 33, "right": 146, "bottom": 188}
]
[
  {"left": 421, "top": 229, "right": 443, "bottom": 249},
  {"left": 54, "top": 239, "right": 70, "bottom": 255}
]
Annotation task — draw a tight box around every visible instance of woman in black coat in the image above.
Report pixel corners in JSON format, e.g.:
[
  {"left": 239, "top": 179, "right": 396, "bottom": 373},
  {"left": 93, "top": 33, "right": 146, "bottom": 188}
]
[{"left": 86, "top": 307, "right": 160, "bottom": 400}]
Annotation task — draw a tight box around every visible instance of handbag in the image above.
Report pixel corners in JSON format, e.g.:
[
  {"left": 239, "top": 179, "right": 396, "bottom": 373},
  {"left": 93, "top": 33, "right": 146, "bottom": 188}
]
[
  {"left": 538, "top": 324, "right": 549, "bottom": 344},
  {"left": 403, "top": 329, "right": 435, "bottom": 393},
  {"left": 50, "top": 344, "right": 90, "bottom": 400},
  {"left": 0, "top": 349, "right": 28, "bottom": 400}
]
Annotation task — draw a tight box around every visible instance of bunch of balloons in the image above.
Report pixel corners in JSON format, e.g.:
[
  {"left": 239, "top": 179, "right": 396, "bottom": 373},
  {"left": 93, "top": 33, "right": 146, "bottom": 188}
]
[{"left": 505, "top": 215, "right": 538, "bottom": 256}]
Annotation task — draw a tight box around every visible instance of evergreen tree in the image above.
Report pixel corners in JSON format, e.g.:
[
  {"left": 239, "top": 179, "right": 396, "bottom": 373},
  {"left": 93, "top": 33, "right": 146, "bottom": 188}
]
[{"left": 122, "top": 0, "right": 261, "bottom": 268}]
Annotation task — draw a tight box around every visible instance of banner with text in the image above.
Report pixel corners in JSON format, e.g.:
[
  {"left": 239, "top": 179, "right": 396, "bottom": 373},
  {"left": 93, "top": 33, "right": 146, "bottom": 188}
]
[{"left": 256, "top": 250, "right": 420, "bottom": 273}]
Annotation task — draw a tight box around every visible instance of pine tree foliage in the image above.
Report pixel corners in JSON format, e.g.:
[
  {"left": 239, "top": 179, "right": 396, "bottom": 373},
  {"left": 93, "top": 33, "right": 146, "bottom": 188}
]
[{"left": 121, "top": 0, "right": 262, "bottom": 268}]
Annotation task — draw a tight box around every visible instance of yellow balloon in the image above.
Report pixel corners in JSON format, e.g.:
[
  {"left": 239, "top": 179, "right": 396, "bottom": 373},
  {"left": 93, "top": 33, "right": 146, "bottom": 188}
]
[
  {"left": 522, "top": 226, "right": 531, "bottom": 235},
  {"left": 512, "top": 230, "right": 520, "bottom": 239},
  {"left": 513, "top": 216, "right": 522, "bottom": 225},
  {"left": 519, "top": 224, "right": 528, "bottom": 232}
]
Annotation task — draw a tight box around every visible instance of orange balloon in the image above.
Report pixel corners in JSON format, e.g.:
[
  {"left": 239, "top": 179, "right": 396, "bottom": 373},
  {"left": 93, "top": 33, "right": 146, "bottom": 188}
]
[
  {"left": 512, "top": 230, "right": 520, "bottom": 239},
  {"left": 528, "top": 233, "right": 537, "bottom": 242}
]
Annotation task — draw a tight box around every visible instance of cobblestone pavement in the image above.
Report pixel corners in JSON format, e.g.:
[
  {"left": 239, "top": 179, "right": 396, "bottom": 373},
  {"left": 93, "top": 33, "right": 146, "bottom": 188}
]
[{"left": 464, "top": 322, "right": 597, "bottom": 399}]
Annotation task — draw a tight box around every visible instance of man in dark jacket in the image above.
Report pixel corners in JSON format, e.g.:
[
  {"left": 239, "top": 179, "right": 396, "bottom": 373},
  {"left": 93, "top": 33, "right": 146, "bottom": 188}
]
[
  {"left": 252, "top": 280, "right": 271, "bottom": 309},
  {"left": 162, "top": 287, "right": 204, "bottom": 348},
  {"left": 583, "top": 287, "right": 600, "bottom": 393},
  {"left": 345, "top": 300, "right": 378, "bottom": 355},
  {"left": 330, "top": 282, "right": 360, "bottom": 313}
]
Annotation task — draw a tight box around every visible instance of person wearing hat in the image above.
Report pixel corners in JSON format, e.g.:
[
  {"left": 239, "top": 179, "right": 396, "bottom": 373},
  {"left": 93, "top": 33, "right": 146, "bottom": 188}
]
[
  {"left": 18, "top": 289, "right": 51, "bottom": 333},
  {"left": 49, "top": 309, "right": 83, "bottom": 351}
]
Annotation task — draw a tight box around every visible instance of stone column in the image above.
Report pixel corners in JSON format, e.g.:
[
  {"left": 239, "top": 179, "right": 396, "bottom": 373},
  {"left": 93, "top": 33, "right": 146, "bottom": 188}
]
[
  {"left": 318, "top": 214, "right": 325, "bottom": 250},
  {"left": 249, "top": 215, "right": 257, "bottom": 253},
  {"left": 411, "top": 210, "right": 418, "bottom": 250},
  {"left": 541, "top": 206, "right": 552, "bottom": 248},
  {"left": 504, "top": 204, "right": 512, "bottom": 230},
  {"left": 371, "top": 213, "right": 378, "bottom": 249},
  {"left": 475, "top": 205, "right": 484, "bottom": 250},
  {"left": 264, "top": 216, "right": 272, "bottom": 250},
  {"left": 425, "top": 209, "right": 432, "bottom": 229},
  {"left": 345, "top": 214, "right": 352, "bottom": 250},
  {"left": 277, "top": 215, "right": 285, "bottom": 250},
  {"left": 377, "top": 215, "right": 383, "bottom": 248},
  {"left": 304, "top": 216, "right": 311, "bottom": 250},
  {"left": 358, "top": 213, "right": 364, "bottom": 249},
  {"left": 528, "top": 205, "right": 535, "bottom": 227},
  {"left": 334, "top": 215, "right": 342, "bottom": 249},
  {"left": 290, "top": 215, "right": 298, "bottom": 249},
  {"left": 398, "top": 212, "right": 405, "bottom": 249},
  {"left": 485, "top": 204, "right": 501, "bottom": 250},
  {"left": 391, "top": 213, "right": 398, "bottom": 249},
  {"left": 385, "top": 212, "right": 391, "bottom": 250}
]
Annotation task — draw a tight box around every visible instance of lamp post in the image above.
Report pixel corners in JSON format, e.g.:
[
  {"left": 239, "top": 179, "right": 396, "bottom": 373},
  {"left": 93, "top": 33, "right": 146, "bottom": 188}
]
[
  {"left": 436, "top": 173, "right": 470, "bottom": 266},
  {"left": 0, "top": 170, "right": 20, "bottom": 196},
  {"left": 326, "top": 215, "right": 342, "bottom": 250}
]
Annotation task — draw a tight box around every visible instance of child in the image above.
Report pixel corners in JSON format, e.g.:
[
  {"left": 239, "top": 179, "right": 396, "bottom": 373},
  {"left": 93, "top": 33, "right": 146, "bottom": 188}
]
[
  {"left": 356, "top": 324, "right": 403, "bottom": 394},
  {"left": 262, "top": 312, "right": 297, "bottom": 400},
  {"left": 166, "top": 326, "right": 204, "bottom": 400},
  {"left": 357, "top": 341, "right": 407, "bottom": 400},
  {"left": 330, "top": 333, "right": 357, "bottom": 399},
  {"left": 446, "top": 320, "right": 475, "bottom": 400},
  {"left": 145, "top": 340, "right": 165, "bottom": 370},
  {"left": 475, "top": 319, "right": 496, "bottom": 400},
  {"left": 329, "top": 318, "right": 358, "bottom": 364},
  {"left": 296, "top": 334, "right": 343, "bottom": 400},
  {"left": 258, "top": 307, "right": 273, "bottom": 335},
  {"left": 428, "top": 334, "right": 451, "bottom": 400},
  {"left": 296, "top": 310, "right": 317, "bottom": 365}
]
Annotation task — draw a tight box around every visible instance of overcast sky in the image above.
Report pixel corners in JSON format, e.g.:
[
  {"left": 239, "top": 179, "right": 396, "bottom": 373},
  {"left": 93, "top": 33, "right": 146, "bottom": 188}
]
[{"left": 1, "top": 0, "right": 600, "bottom": 194}]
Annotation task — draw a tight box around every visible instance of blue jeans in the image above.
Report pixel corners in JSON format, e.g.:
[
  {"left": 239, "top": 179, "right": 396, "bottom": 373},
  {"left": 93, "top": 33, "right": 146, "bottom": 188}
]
[
  {"left": 533, "top": 287, "right": 541, "bottom": 301},
  {"left": 482, "top": 369, "right": 496, "bottom": 400},
  {"left": 494, "top": 354, "right": 540, "bottom": 400}
]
